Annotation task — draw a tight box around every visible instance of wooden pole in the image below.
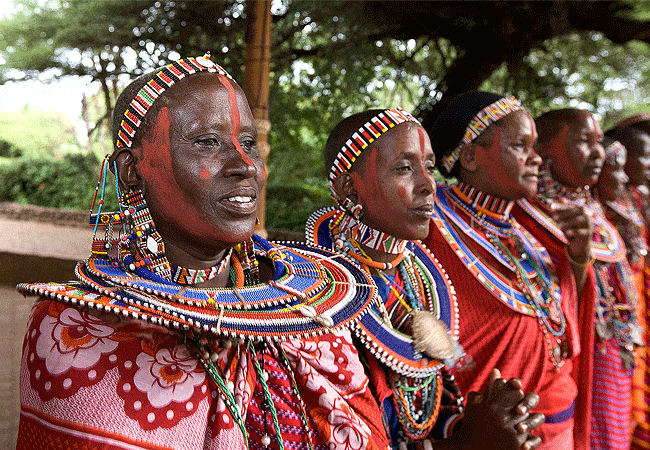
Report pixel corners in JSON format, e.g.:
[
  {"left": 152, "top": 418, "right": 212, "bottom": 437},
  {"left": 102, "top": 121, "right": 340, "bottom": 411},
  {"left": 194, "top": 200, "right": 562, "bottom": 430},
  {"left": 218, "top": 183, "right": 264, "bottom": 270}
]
[{"left": 243, "top": 0, "right": 272, "bottom": 237}]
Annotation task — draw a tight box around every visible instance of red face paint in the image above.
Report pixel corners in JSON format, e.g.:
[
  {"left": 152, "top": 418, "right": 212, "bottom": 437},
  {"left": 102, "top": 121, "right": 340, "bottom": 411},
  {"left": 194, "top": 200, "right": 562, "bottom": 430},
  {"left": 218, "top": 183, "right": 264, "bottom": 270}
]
[
  {"left": 199, "top": 169, "right": 210, "bottom": 179},
  {"left": 137, "top": 107, "right": 212, "bottom": 237},
  {"left": 217, "top": 74, "right": 254, "bottom": 169},
  {"left": 417, "top": 128, "right": 434, "bottom": 187}
]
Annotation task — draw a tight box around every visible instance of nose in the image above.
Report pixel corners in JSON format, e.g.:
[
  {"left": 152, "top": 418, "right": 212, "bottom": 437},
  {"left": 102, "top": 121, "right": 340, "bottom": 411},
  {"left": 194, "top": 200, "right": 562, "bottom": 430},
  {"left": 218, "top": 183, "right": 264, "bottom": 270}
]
[
  {"left": 591, "top": 141, "right": 605, "bottom": 161},
  {"left": 222, "top": 145, "right": 258, "bottom": 179},
  {"left": 527, "top": 147, "right": 543, "bottom": 167},
  {"left": 416, "top": 166, "right": 435, "bottom": 195}
]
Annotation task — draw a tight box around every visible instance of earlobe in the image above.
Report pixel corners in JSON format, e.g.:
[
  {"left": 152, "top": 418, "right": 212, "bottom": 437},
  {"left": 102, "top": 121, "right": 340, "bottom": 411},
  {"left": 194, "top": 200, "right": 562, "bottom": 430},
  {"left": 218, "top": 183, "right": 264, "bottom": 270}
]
[
  {"left": 112, "top": 149, "right": 142, "bottom": 194},
  {"left": 459, "top": 145, "right": 478, "bottom": 172}
]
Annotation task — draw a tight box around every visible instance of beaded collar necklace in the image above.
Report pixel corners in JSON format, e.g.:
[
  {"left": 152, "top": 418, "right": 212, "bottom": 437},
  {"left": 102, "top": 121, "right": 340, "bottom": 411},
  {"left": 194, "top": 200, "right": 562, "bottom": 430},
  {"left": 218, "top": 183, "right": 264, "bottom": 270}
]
[
  {"left": 537, "top": 160, "right": 590, "bottom": 206},
  {"left": 537, "top": 162, "right": 627, "bottom": 263},
  {"left": 331, "top": 205, "right": 409, "bottom": 256},
  {"left": 306, "top": 207, "right": 463, "bottom": 441},
  {"left": 170, "top": 248, "right": 233, "bottom": 285},
  {"left": 306, "top": 207, "right": 460, "bottom": 377},
  {"left": 435, "top": 184, "right": 567, "bottom": 368}
]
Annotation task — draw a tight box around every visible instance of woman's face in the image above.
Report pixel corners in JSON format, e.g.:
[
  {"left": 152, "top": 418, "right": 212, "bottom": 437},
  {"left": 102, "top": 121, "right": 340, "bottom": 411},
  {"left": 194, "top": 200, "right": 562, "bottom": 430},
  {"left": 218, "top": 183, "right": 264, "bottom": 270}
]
[
  {"left": 350, "top": 122, "right": 436, "bottom": 241},
  {"left": 472, "top": 110, "right": 541, "bottom": 200},
  {"left": 548, "top": 112, "right": 605, "bottom": 188},
  {"left": 624, "top": 133, "right": 650, "bottom": 187},
  {"left": 597, "top": 149, "right": 629, "bottom": 202},
  {"left": 132, "top": 73, "right": 265, "bottom": 253}
]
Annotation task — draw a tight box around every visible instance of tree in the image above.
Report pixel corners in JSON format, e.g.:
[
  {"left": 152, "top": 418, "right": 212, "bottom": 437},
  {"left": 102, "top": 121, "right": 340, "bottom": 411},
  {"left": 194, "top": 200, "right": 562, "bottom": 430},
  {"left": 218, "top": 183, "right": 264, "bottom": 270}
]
[{"left": 2, "top": 0, "right": 650, "bottom": 230}]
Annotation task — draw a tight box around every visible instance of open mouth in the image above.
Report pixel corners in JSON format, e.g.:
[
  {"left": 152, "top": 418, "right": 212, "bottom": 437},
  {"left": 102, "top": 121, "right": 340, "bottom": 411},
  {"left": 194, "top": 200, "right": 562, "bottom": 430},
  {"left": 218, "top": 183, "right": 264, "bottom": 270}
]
[{"left": 220, "top": 194, "right": 257, "bottom": 214}]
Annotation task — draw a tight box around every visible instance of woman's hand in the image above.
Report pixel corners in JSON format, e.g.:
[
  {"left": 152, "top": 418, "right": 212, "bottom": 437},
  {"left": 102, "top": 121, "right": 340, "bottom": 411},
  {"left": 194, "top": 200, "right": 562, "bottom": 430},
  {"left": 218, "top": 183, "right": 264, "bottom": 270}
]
[{"left": 445, "top": 368, "right": 545, "bottom": 450}]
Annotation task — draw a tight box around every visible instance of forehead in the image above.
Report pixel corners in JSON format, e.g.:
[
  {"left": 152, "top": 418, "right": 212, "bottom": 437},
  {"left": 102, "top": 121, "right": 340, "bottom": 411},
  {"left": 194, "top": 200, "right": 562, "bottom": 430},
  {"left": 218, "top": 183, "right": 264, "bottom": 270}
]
[
  {"left": 569, "top": 112, "right": 600, "bottom": 133},
  {"left": 164, "top": 74, "right": 252, "bottom": 126},
  {"left": 500, "top": 110, "right": 535, "bottom": 134},
  {"left": 375, "top": 122, "right": 430, "bottom": 153}
]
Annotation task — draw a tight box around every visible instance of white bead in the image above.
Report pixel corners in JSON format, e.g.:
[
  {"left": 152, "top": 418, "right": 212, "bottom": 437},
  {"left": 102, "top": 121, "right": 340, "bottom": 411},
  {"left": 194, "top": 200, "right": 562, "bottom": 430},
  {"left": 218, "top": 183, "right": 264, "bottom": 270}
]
[
  {"left": 210, "top": 352, "right": 219, "bottom": 362},
  {"left": 261, "top": 434, "right": 271, "bottom": 447},
  {"left": 226, "top": 381, "right": 234, "bottom": 393},
  {"left": 147, "top": 236, "right": 159, "bottom": 254},
  {"left": 263, "top": 371, "right": 269, "bottom": 381}
]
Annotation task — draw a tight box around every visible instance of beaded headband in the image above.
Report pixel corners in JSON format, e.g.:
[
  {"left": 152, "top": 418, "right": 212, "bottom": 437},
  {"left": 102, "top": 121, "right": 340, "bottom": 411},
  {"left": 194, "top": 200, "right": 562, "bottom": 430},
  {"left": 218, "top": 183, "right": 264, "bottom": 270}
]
[
  {"left": 115, "top": 52, "right": 232, "bottom": 149},
  {"left": 605, "top": 140, "right": 625, "bottom": 160},
  {"left": 441, "top": 96, "right": 523, "bottom": 173},
  {"left": 328, "top": 108, "right": 420, "bottom": 196},
  {"left": 616, "top": 112, "right": 650, "bottom": 129}
]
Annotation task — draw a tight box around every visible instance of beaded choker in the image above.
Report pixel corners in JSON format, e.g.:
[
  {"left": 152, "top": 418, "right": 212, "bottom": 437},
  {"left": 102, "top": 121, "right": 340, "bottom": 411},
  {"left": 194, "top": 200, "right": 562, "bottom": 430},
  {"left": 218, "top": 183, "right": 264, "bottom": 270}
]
[
  {"left": 307, "top": 207, "right": 463, "bottom": 441},
  {"left": 537, "top": 162, "right": 627, "bottom": 263},
  {"left": 537, "top": 160, "right": 590, "bottom": 206},
  {"left": 170, "top": 248, "right": 233, "bottom": 285},
  {"left": 330, "top": 206, "right": 408, "bottom": 255},
  {"left": 306, "top": 207, "right": 461, "bottom": 377}
]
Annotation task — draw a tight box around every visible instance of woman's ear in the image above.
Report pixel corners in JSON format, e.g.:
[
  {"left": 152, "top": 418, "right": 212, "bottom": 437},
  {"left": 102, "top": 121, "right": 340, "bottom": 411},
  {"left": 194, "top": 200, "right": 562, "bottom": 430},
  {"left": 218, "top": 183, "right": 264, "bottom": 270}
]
[
  {"left": 458, "top": 144, "right": 478, "bottom": 172},
  {"left": 112, "top": 149, "right": 141, "bottom": 194},
  {"left": 332, "top": 172, "right": 358, "bottom": 203}
]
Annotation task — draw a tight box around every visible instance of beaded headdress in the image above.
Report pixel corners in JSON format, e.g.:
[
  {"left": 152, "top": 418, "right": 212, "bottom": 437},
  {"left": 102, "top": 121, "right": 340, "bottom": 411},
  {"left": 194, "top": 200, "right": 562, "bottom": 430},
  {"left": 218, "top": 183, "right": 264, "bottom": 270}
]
[
  {"left": 605, "top": 140, "right": 625, "bottom": 161},
  {"left": 115, "top": 52, "right": 231, "bottom": 150},
  {"left": 440, "top": 96, "right": 522, "bottom": 173},
  {"left": 615, "top": 112, "right": 650, "bottom": 130},
  {"left": 328, "top": 107, "right": 420, "bottom": 197}
]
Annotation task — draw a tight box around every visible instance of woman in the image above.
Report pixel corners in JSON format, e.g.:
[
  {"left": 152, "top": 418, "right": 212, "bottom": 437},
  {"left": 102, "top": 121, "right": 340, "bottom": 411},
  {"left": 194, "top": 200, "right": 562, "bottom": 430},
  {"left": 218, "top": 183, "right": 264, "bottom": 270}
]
[
  {"left": 306, "top": 108, "right": 544, "bottom": 450},
  {"left": 532, "top": 108, "right": 642, "bottom": 450},
  {"left": 16, "top": 54, "right": 389, "bottom": 450},
  {"left": 424, "top": 92, "right": 595, "bottom": 450}
]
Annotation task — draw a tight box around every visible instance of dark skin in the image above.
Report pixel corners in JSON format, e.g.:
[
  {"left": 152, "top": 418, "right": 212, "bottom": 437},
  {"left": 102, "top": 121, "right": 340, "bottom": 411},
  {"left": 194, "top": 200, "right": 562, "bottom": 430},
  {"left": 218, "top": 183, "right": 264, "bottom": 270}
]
[
  {"left": 596, "top": 149, "right": 629, "bottom": 203},
  {"left": 624, "top": 132, "right": 650, "bottom": 188},
  {"left": 463, "top": 109, "right": 593, "bottom": 291},
  {"left": 114, "top": 73, "right": 273, "bottom": 288},
  {"left": 333, "top": 121, "right": 543, "bottom": 450}
]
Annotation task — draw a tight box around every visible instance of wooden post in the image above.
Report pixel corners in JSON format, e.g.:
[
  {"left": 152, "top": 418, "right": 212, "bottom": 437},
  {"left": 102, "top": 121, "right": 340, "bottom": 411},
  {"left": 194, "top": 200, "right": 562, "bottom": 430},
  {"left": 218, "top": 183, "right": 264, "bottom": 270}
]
[{"left": 243, "top": 0, "right": 272, "bottom": 237}]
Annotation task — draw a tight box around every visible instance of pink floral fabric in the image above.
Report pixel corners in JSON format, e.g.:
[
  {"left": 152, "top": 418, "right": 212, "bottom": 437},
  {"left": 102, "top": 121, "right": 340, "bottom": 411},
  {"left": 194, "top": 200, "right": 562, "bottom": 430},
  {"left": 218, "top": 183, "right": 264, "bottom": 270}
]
[{"left": 18, "top": 298, "right": 389, "bottom": 450}]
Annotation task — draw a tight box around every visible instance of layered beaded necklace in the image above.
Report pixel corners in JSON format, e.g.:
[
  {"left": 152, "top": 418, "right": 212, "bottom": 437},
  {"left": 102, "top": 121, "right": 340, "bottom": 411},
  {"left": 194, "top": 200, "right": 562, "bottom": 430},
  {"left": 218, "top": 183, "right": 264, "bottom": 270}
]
[
  {"left": 306, "top": 207, "right": 463, "bottom": 442},
  {"left": 536, "top": 166, "right": 641, "bottom": 364},
  {"left": 26, "top": 156, "right": 379, "bottom": 450},
  {"left": 437, "top": 182, "right": 568, "bottom": 369}
]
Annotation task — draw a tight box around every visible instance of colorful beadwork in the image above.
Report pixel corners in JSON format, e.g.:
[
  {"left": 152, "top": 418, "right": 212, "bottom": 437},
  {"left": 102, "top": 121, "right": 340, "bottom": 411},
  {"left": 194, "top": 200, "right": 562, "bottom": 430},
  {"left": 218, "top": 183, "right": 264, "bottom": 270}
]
[
  {"left": 434, "top": 183, "right": 568, "bottom": 368},
  {"left": 441, "top": 96, "right": 522, "bottom": 173},
  {"left": 328, "top": 108, "right": 420, "bottom": 196},
  {"left": 115, "top": 53, "right": 231, "bottom": 149}
]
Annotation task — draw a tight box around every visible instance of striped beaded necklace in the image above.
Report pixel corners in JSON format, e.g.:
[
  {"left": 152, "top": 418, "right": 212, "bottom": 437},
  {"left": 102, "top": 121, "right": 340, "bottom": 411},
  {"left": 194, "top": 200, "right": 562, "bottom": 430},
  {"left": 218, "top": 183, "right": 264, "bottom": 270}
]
[{"left": 437, "top": 183, "right": 568, "bottom": 368}]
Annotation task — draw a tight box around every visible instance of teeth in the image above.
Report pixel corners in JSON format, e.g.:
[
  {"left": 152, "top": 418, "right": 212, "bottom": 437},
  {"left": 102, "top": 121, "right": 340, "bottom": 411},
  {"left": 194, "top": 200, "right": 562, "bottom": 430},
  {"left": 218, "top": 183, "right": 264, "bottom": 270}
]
[{"left": 227, "top": 196, "right": 253, "bottom": 203}]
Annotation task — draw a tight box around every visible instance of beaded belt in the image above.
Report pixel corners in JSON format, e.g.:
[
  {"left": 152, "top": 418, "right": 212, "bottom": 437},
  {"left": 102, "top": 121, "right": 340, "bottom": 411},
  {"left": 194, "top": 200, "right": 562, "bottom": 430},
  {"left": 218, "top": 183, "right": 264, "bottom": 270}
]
[{"left": 545, "top": 400, "right": 575, "bottom": 424}]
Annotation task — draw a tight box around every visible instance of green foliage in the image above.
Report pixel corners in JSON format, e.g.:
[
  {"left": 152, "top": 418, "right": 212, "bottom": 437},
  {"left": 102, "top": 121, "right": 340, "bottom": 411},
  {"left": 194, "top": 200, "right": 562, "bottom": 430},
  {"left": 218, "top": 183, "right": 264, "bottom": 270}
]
[
  {"left": 0, "top": 153, "right": 118, "bottom": 210},
  {"left": 0, "top": 107, "right": 82, "bottom": 157},
  {"left": 481, "top": 32, "right": 650, "bottom": 120},
  {"left": 3, "top": 0, "right": 650, "bottom": 232}
]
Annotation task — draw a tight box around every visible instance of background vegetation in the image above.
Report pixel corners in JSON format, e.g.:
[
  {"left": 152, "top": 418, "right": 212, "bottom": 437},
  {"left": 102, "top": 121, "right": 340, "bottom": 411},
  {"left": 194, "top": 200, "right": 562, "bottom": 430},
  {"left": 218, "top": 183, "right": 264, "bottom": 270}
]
[{"left": 1, "top": 0, "right": 649, "bottom": 231}]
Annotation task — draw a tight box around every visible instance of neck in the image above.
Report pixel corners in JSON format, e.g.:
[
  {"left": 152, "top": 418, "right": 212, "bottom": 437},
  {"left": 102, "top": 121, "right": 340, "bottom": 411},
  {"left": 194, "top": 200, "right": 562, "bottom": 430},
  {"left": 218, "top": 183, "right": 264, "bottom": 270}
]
[
  {"left": 451, "top": 181, "right": 515, "bottom": 223},
  {"left": 538, "top": 162, "right": 590, "bottom": 205}
]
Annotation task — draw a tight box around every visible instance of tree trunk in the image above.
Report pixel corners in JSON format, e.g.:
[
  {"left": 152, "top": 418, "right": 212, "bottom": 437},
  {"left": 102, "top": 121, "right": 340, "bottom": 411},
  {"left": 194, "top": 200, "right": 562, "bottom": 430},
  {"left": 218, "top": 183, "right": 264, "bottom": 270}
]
[{"left": 244, "top": 0, "right": 272, "bottom": 237}]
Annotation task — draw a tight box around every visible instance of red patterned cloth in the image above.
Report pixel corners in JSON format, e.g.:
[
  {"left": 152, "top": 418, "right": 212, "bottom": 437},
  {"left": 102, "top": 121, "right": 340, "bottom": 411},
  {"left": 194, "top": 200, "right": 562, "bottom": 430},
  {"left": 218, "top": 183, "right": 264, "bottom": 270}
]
[
  {"left": 17, "top": 298, "right": 389, "bottom": 450},
  {"left": 629, "top": 186, "right": 650, "bottom": 450}
]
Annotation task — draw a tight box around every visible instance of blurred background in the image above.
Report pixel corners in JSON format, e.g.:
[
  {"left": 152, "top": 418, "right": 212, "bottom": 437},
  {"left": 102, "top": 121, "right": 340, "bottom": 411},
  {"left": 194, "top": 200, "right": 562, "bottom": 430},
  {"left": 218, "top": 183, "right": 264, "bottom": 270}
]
[{"left": 1, "top": 1, "right": 650, "bottom": 447}]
